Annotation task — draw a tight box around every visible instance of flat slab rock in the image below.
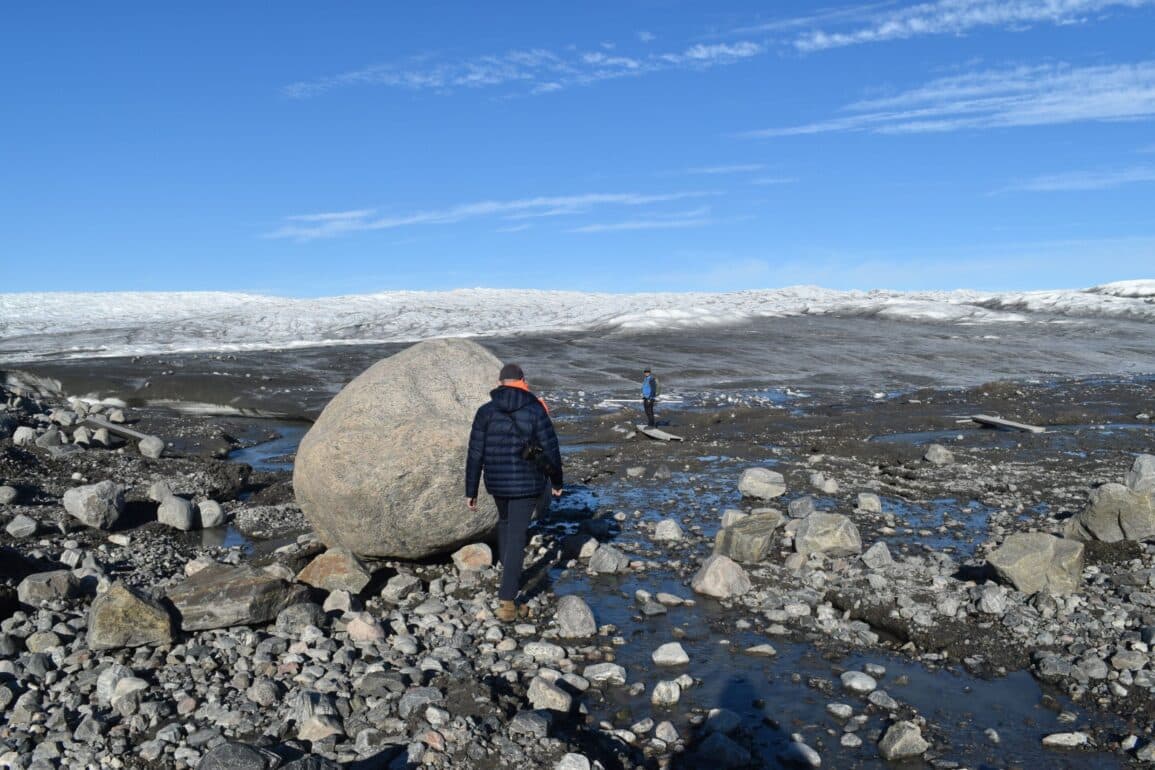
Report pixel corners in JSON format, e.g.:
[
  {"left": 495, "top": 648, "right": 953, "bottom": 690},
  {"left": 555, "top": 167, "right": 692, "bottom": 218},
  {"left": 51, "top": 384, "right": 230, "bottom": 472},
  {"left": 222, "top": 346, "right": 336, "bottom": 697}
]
[{"left": 166, "top": 565, "right": 309, "bottom": 631}]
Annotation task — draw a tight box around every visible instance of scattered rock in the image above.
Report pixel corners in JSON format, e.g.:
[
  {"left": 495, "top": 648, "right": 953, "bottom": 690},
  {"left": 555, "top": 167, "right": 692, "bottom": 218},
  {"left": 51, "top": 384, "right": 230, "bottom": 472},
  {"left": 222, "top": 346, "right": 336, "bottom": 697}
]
[
  {"left": 157, "top": 495, "right": 197, "bottom": 531},
  {"left": 588, "top": 543, "right": 631, "bottom": 574},
  {"left": 738, "top": 467, "right": 786, "bottom": 500},
  {"left": 691, "top": 554, "right": 752, "bottom": 598},
  {"left": 88, "top": 583, "right": 174, "bottom": 649},
  {"left": 924, "top": 444, "right": 954, "bottom": 465},
  {"left": 296, "top": 548, "right": 373, "bottom": 594},
  {"left": 451, "top": 542, "right": 493, "bottom": 571},
  {"left": 879, "top": 720, "right": 929, "bottom": 760},
  {"left": 556, "top": 595, "right": 597, "bottom": 638},
  {"left": 794, "top": 512, "right": 862, "bottom": 557},
  {"left": 714, "top": 511, "right": 783, "bottom": 563},
  {"left": 653, "top": 518, "right": 684, "bottom": 541},
  {"left": 987, "top": 532, "right": 1084, "bottom": 596},
  {"left": 652, "top": 642, "right": 690, "bottom": 666},
  {"left": 63, "top": 481, "right": 125, "bottom": 530},
  {"left": 166, "top": 565, "right": 307, "bottom": 631}
]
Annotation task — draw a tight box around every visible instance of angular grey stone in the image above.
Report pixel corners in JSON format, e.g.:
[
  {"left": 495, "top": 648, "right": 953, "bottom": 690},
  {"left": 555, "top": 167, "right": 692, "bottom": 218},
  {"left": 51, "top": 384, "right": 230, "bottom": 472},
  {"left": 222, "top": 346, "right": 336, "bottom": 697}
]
[
  {"left": 527, "top": 677, "right": 572, "bottom": 712},
  {"left": 841, "top": 671, "right": 877, "bottom": 694},
  {"left": 1064, "top": 483, "right": 1155, "bottom": 543},
  {"left": 924, "top": 444, "right": 954, "bottom": 465},
  {"left": 0, "top": 486, "right": 18, "bottom": 505},
  {"left": 861, "top": 541, "right": 893, "bottom": 570},
  {"left": 17, "top": 570, "right": 79, "bottom": 607},
  {"left": 714, "top": 511, "right": 783, "bottom": 563},
  {"left": 554, "top": 753, "right": 591, "bottom": 770},
  {"left": 294, "top": 339, "right": 506, "bottom": 559},
  {"left": 88, "top": 583, "right": 174, "bottom": 650},
  {"left": 794, "top": 512, "right": 862, "bottom": 557},
  {"left": 977, "top": 584, "right": 1007, "bottom": 614},
  {"left": 6, "top": 514, "right": 37, "bottom": 538},
  {"left": 556, "top": 594, "right": 597, "bottom": 638},
  {"left": 720, "top": 509, "right": 748, "bottom": 528},
  {"left": 96, "top": 664, "right": 134, "bottom": 706},
  {"left": 35, "top": 428, "right": 63, "bottom": 447},
  {"left": 856, "top": 492, "right": 882, "bottom": 513},
  {"left": 788, "top": 496, "right": 817, "bottom": 519},
  {"left": 381, "top": 573, "right": 421, "bottom": 603},
  {"left": 1127, "top": 455, "right": 1155, "bottom": 494},
  {"left": 509, "top": 710, "right": 552, "bottom": 739},
  {"left": 987, "top": 532, "right": 1084, "bottom": 596},
  {"left": 296, "top": 548, "right": 373, "bottom": 593},
  {"left": 398, "top": 687, "right": 443, "bottom": 718},
  {"left": 691, "top": 554, "right": 752, "bottom": 598},
  {"left": 879, "top": 721, "right": 929, "bottom": 760},
  {"left": 738, "top": 468, "right": 786, "bottom": 500},
  {"left": 157, "top": 496, "right": 196, "bottom": 531},
  {"left": 275, "top": 602, "right": 327, "bottom": 636},
  {"left": 138, "top": 435, "right": 165, "bottom": 459},
  {"left": 651, "top": 680, "right": 681, "bottom": 706},
  {"left": 652, "top": 642, "right": 690, "bottom": 666},
  {"left": 810, "top": 471, "right": 839, "bottom": 494},
  {"left": 653, "top": 518, "right": 684, "bottom": 542},
  {"left": 588, "top": 544, "right": 630, "bottom": 574},
  {"left": 451, "top": 542, "right": 492, "bottom": 571},
  {"left": 583, "top": 663, "right": 627, "bottom": 685},
  {"left": 166, "top": 565, "right": 308, "bottom": 631},
  {"left": 12, "top": 426, "right": 37, "bottom": 446},
  {"left": 199, "top": 500, "right": 225, "bottom": 528},
  {"left": 63, "top": 481, "right": 124, "bottom": 530},
  {"left": 147, "top": 480, "right": 173, "bottom": 502}
]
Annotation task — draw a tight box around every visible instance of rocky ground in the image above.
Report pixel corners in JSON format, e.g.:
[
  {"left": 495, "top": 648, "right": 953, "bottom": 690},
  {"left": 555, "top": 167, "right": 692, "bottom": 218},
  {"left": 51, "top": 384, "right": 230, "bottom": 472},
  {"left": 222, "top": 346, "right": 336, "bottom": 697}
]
[{"left": 1, "top": 371, "right": 1155, "bottom": 769}]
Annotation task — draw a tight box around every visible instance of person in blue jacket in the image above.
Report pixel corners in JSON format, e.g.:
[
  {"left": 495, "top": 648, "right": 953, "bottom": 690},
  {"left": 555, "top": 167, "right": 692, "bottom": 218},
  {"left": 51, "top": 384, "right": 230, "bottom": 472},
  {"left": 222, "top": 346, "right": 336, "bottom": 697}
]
[
  {"left": 641, "top": 367, "right": 659, "bottom": 427},
  {"left": 466, "top": 363, "right": 563, "bottom": 621}
]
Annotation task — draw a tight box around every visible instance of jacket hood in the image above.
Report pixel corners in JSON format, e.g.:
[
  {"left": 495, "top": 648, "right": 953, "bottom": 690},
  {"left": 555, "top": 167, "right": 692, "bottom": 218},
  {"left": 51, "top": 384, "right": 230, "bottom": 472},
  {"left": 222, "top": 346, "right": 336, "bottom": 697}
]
[{"left": 490, "top": 385, "right": 538, "bottom": 413}]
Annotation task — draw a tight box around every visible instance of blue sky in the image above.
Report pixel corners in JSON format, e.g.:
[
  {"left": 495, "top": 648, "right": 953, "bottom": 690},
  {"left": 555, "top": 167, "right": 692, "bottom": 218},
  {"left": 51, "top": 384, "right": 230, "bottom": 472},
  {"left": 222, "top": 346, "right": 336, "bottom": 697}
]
[{"left": 3, "top": 1, "right": 1154, "bottom": 295}]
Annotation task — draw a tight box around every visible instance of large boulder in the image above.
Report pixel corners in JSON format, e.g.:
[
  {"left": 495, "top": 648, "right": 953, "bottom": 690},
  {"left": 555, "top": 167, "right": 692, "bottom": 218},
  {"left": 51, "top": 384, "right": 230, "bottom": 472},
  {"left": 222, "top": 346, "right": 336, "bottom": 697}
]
[
  {"left": 1063, "top": 483, "right": 1155, "bottom": 543},
  {"left": 794, "top": 512, "right": 862, "bottom": 557},
  {"left": 714, "top": 511, "right": 784, "bottom": 563},
  {"left": 986, "top": 532, "right": 1084, "bottom": 596},
  {"left": 293, "top": 339, "right": 502, "bottom": 559},
  {"left": 166, "top": 565, "right": 308, "bottom": 631},
  {"left": 87, "top": 583, "right": 175, "bottom": 650}
]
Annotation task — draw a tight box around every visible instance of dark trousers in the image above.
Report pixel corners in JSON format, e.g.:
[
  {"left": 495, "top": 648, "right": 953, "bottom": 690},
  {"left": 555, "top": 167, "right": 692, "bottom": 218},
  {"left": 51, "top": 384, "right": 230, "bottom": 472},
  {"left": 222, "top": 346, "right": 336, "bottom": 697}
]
[
  {"left": 643, "top": 398, "right": 656, "bottom": 427},
  {"left": 493, "top": 495, "right": 537, "bottom": 601}
]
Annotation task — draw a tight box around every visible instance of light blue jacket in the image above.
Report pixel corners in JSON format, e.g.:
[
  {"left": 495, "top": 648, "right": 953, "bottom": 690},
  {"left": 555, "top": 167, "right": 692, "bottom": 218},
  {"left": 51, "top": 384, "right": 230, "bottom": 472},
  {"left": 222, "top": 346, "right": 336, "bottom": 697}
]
[{"left": 641, "top": 374, "right": 656, "bottom": 399}]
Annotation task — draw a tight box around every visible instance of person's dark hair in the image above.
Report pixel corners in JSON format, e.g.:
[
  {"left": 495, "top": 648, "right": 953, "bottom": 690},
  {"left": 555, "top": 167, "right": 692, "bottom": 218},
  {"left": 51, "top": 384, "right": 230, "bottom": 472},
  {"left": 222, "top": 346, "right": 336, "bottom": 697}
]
[
  {"left": 643, "top": 368, "right": 651, "bottom": 373},
  {"left": 499, "top": 363, "right": 525, "bottom": 381}
]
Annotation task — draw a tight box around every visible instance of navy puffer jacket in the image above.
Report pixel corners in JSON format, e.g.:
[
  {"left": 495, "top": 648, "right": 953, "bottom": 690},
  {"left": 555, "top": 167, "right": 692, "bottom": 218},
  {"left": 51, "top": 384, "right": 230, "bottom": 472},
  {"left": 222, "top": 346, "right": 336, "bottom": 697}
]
[{"left": 466, "top": 386, "right": 563, "bottom": 499}]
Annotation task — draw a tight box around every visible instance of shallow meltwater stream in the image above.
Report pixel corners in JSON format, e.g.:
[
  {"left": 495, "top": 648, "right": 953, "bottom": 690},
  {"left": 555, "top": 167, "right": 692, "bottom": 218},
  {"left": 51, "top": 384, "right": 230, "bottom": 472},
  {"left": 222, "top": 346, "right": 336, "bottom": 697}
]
[{"left": 220, "top": 413, "right": 1126, "bottom": 768}]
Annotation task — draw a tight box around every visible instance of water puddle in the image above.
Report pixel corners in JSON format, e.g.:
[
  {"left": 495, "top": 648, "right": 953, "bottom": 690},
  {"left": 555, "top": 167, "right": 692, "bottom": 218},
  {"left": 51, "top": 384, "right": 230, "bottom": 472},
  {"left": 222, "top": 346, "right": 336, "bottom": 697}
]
[{"left": 228, "top": 422, "right": 309, "bottom": 471}]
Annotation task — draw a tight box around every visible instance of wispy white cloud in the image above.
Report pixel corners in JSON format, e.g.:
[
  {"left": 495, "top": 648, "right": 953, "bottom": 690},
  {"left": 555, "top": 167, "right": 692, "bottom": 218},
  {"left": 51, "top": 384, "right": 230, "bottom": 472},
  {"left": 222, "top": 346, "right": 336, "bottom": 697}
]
[
  {"left": 793, "top": 0, "right": 1155, "bottom": 52},
  {"left": 496, "top": 223, "right": 532, "bottom": 233},
  {"left": 268, "top": 192, "right": 717, "bottom": 240},
  {"left": 638, "top": 30, "right": 656, "bottom": 43},
  {"left": 569, "top": 206, "right": 716, "bottom": 233},
  {"left": 1000, "top": 165, "right": 1155, "bottom": 192},
  {"left": 751, "top": 175, "right": 799, "bottom": 185},
  {"left": 743, "top": 61, "right": 1155, "bottom": 137},
  {"left": 284, "top": 41, "right": 763, "bottom": 99},
  {"left": 686, "top": 163, "right": 766, "bottom": 175}
]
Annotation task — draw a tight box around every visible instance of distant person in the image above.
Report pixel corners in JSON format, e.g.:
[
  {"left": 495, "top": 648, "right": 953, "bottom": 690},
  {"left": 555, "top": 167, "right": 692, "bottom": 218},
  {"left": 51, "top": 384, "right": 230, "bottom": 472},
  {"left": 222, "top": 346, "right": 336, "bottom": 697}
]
[
  {"left": 641, "top": 367, "right": 660, "bottom": 427},
  {"left": 466, "top": 363, "right": 563, "bottom": 621}
]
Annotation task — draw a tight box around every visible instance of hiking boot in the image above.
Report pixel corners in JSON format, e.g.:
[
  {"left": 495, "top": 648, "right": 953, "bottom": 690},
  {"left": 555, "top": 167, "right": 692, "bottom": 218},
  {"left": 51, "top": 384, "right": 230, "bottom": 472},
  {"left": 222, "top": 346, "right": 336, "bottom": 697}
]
[{"left": 496, "top": 600, "right": 518, "bottom": 622}]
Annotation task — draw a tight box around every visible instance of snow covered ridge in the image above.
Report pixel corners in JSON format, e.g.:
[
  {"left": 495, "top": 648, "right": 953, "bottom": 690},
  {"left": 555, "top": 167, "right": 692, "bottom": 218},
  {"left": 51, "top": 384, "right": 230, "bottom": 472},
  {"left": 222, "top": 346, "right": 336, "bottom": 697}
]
[{"left": 0, "top": 282, "right": 1152, "bottom": 362}]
